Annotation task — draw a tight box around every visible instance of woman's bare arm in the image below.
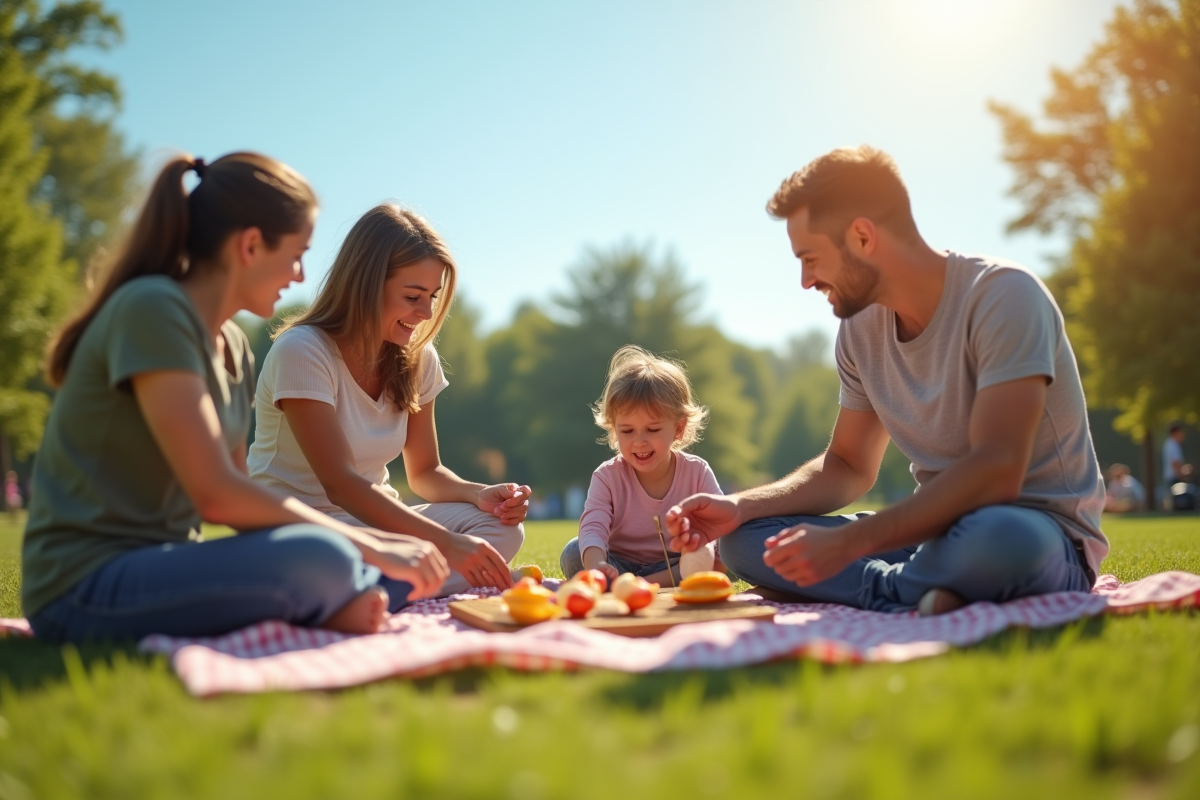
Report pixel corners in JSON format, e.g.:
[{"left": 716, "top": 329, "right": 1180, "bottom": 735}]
[
  {"left": 279, "top": 396, "right": 515, "bottom": 588},
  {"left": 133, "top": 370, "right": 449, "bottom": 597}
]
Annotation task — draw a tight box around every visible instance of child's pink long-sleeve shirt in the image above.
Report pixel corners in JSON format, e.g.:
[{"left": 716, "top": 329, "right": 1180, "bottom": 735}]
[{"left": 577, "top": 451, "right": 721, "bottom": 565}]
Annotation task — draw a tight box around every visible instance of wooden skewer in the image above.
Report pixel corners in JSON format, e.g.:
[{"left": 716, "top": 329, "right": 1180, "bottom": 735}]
[{"left": 652, "top": 515, "right": 677, "bottom": 588}]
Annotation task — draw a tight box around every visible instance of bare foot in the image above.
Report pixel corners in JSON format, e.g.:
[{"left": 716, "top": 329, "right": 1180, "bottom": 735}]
[
  {"left": 917, "top": 588, "right": 967, "bottom": 617},
  {"left": 323, "top": 586, "right": 389, "bottom": 634}
]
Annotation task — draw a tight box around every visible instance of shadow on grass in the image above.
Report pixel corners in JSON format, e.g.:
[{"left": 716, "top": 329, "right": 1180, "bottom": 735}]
[{"left": 0, "top": 637, "right": 159, "bottom": 692}]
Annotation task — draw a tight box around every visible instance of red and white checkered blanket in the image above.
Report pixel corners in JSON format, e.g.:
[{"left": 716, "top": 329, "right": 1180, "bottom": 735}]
[{"left": 3, "top": 572, "right": 1197, "bottom": 696}]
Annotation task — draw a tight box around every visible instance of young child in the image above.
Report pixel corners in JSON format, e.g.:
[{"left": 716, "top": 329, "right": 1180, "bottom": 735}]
[{"left": 559, "top": 345, "right": 720, "bottom": 586}]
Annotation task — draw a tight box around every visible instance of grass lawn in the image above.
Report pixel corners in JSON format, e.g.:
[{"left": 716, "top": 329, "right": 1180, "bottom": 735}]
[{"left": 1, "top": 512, "right": 1198, "bottom": 799}]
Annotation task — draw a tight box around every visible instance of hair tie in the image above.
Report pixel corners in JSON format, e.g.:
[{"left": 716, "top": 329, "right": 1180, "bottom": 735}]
[{"left": 191, "top": 157, "right": 207, "bottom": 179}]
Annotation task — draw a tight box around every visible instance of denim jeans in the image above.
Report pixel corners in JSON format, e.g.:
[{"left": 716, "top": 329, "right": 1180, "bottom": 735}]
[
  {"left": 28, "top": 524, "right": 416, "bottom": 644},
  {"left": 558, "top": 537, "right": 679, "bottom": 580},
  {"left": 718, "top": 505, "right": 1093, "bottom": 613}
]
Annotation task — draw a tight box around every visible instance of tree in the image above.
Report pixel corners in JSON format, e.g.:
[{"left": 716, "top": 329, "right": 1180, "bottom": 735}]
[
  {"left": 0, "top": 40, "right": 73, "bottom": 460},
  {"left": 991, "top": 0, "right": 1200, "bottom": 500},
  {"left": 430, "top": 294, "right": 502, "bottom": 483},
  {"left": 4, "top": 0, "right": 138, "bottom": 270}
]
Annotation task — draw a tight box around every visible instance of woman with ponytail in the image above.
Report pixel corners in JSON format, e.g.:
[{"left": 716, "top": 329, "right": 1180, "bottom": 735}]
[{"left": 23, "top": 153, "right": 449, "bottom": 643}]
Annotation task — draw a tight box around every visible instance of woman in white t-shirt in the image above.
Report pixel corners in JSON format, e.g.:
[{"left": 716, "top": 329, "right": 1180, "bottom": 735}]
[{"left": 249, "top": 205, "right": 531, "bottom": 601}]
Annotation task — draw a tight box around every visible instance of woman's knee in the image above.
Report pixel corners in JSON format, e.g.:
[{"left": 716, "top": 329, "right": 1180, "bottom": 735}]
[
  {"left": 490, "top": 521, "right": 525, "bottom": 561},
  {"left": 264, "top": 525, "right": 365, "bottom": 593},
  {"left": 440, "top": 504, "right": 526, "bottom": 560}
]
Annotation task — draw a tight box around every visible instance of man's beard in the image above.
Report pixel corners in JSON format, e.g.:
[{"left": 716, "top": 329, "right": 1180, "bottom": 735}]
[{"left": 831, "top": 247, "right": 882, "bottom": 319}]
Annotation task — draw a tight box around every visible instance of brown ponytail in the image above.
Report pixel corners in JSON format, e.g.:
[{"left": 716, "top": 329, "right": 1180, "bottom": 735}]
[{"left": 46, "top": 151, "right": 317, "bottom": 386}]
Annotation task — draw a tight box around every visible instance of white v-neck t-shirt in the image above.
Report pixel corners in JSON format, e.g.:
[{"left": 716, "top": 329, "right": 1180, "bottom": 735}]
[{"left": 248, "top": 325, "right": 448, "bottom": 515}]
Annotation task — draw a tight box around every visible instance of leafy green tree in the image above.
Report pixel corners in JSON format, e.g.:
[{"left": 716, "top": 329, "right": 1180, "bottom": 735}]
[
  {"left": 4, "top": 0, "right": 137, "bottom": 269},
  {"left": 431, "top": 294, "right": 501, "bottom": 483},
  {"left": 991, "top": 0, "right": 1200, "bottom": 497},
  {"left": 0, "top": 40, "right": 73, "bottom": 459}
]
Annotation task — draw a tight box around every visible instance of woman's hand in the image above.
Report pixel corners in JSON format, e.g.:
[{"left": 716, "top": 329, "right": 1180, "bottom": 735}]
[
  {"left": 366, "top": 536, "right": 451, "bottom": 601},
  {"left": 443, "top": 532, "right": 515, "bottom": 589},
  {"left": 476, "top": 483, "right": 532, "bottom": 525}
]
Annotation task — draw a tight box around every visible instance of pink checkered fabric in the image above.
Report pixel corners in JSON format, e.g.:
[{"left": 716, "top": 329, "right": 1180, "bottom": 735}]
[{"left": 3, "top": 571, "right": 1197, "bottom": 696}]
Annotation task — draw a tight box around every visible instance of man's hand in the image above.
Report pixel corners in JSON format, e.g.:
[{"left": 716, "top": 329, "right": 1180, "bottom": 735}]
[
  {"left": 442, "top": 532, "right": 515, "bottom": 589},
  {"left": 664, "top": 494, "right": 741, "bottom": 553},
  {"left": 477, "top": 483, "right": 532, "bottom": 526},
  {"left": 762, "top": 523, "right": 858, "bottom": 586}
]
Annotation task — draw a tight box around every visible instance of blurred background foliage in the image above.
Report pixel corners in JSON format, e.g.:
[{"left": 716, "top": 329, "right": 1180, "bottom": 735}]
[{"left": 990, "top": 0, "right": 1200, "bottom": 499}]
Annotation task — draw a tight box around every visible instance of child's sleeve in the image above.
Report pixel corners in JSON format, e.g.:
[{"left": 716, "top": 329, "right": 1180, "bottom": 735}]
[
  {"left": 697, "top": 458, "right": 722, "bottom": 496},
  {"left": 577, "top": 466, "right": 617, "bottom": 557}
]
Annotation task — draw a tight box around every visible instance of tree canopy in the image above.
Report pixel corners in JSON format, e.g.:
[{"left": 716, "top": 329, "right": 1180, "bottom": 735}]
[
  {"left": 0, "top": 0, "right": 137, "bottom": 461},
  {"left": 991, "top": 0, "right": 1199, "bottom": 437},
  {"left": 0, "top": 30, "right": 73, "bottom": 458}
]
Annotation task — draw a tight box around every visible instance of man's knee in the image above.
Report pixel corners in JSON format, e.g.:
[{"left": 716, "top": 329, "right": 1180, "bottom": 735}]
[{"left": 950, "top": 506, "right": 1064, "bottom": 576}]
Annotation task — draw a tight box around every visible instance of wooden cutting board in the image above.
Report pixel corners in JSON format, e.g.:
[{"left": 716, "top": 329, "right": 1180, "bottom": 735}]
[{"left": 449, "top": 589, "right": 775, "bottom": 638}]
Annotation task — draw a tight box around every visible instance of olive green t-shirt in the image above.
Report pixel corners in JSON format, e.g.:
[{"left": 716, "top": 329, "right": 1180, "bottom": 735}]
[{"left": 21, "top": 276, "right": 255, "bottom": 617}]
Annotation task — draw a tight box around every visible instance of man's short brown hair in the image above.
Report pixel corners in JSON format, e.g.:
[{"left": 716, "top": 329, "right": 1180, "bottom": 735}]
[{"left": 767, "top": 145, "right": 921, "bottom": 243}]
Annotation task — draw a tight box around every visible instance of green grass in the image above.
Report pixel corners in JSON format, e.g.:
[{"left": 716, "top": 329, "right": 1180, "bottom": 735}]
[{"left": 2, "top": 513, "right": 1199, "bottom": 799}]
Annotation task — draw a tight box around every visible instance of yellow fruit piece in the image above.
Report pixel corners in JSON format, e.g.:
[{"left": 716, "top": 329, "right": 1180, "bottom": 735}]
[
  {"left": 503, "top": 581, "right": 555, "bottom": 603},
  {"left": 673, "top": 570, "right": 734, "bottom": 604},
  {"left": 672, "top": 585, "right": 736, "bottom": 604},
  {"left": 516, "top": 564, "right": 544, "bottom": 583},
  {"left": 504, "top": 598, "right": 562, "bottom": 625}
]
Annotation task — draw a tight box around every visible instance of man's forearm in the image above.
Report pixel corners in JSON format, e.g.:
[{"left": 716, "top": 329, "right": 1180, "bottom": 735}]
[
  {"left": 734, "top": 451, "right": 874, "bottom": 523},
  {"left": 837, "top": 446, "right": 1026, "bottom": 560}
]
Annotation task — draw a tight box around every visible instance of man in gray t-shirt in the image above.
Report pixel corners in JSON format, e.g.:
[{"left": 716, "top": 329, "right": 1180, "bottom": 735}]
[{"left": 665, "top": 146, "right": 1106, "bottom": 615}]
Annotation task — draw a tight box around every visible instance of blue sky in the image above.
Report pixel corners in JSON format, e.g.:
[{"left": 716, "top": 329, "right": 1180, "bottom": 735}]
[{"left": 91, "top": 0, "right": 1123, "bottom": 352}]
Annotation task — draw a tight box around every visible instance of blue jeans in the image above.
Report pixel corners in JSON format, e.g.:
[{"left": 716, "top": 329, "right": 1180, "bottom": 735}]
[
  {"left": 28, "top": 524, "right": 416, "bottom": 644},
  {"left": 559, "top": 537, "right": 679, "bottom": 580},
  {"left": 718, "top": 505, "right": 1093, "bottom": 612}
]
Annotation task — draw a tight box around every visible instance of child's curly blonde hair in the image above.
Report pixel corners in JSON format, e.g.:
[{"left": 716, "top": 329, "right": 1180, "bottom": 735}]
[{"left": 593, "top": 345, "right": 708, "bottom": 451}]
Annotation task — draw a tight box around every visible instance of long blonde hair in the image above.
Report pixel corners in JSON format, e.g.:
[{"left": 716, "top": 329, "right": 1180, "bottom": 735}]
[
  {"left": 593, "top": 345, "right": 708, "bottom": 451},
  {"left": 277, "top": 205, "right": 457, "bottom": 413},
  {"left": 47, "top": 152, "right": 316, "bottom": 386}
]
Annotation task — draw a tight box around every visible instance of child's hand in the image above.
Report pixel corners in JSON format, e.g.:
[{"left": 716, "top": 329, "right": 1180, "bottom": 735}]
[
  {"left": 593, "top": 561, "right": 620, "bottom": 583},
  {"left": 477, "top": 483, "right": 532, "bottom": 525}
]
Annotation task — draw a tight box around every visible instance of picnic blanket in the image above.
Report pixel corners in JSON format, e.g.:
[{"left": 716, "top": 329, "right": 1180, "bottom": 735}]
[{"left": 2, "top": 571, "right": 1197, "bottom": 696}]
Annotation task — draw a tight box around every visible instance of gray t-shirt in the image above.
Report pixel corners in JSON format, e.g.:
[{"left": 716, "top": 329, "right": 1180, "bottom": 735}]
[
  {"left": 835, "top": 252, "right": 1108, "bottom": 576},
  {"left": 21, "top": 276, "right": 254, "bottom": 617}
]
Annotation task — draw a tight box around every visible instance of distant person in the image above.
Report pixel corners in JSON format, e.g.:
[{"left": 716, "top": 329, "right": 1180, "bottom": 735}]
[
  {"left": 666, "top": 146, "right": 1106, "bottom": 615},
  {"left": 1103, "top": 463, "right": 1144, "bottom": 513},
  {"left": 22, "top": 153, "right": 449, "bottom": 644},
  {"left": 249, "top": 205, "right": 530, "bottom": 597},
  {"left": 1163, "top": 421, "right": 1188, "bottom": 486},
  {"left": 4, "top": 471, "right": 21, "bottom": 520},
  {"left": 560, "top": 345, "right": 721, "bottom": 586}
]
